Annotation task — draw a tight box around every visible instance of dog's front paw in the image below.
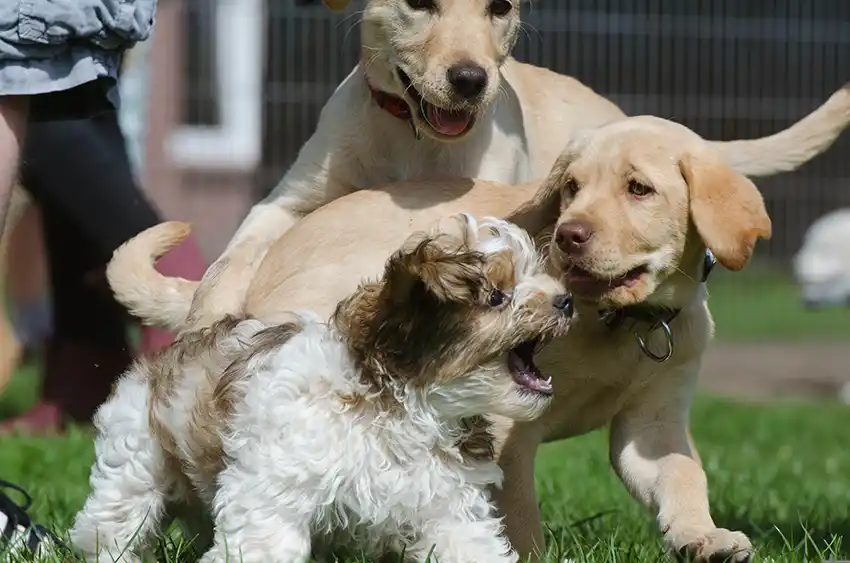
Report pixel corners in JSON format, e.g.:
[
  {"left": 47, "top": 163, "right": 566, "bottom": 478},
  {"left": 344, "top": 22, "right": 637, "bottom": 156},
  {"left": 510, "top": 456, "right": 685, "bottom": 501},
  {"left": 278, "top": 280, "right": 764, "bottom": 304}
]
[{"left": 665, "top": 526, "right": 753, "bottom": 562}]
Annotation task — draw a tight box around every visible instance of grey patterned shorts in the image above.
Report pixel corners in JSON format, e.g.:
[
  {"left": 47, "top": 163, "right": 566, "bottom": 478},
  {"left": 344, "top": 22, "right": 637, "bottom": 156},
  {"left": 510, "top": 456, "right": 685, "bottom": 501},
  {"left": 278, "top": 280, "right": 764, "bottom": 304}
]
[{"left": 0, "top": 0, "right": 157, "bottom": 120}]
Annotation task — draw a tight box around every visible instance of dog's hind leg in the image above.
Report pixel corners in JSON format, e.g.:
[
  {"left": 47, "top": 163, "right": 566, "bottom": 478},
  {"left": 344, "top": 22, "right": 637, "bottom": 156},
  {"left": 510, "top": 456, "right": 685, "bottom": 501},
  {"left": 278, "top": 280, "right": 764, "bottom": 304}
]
[
  {"left": 199, "top": 464, "right": 314, "bottom": 563},
  {"left": 411, "top": 489, "right": 518, "bottom": 563},
  {"left": 69, "top": 373, "right": 172, "bottom": 562}
]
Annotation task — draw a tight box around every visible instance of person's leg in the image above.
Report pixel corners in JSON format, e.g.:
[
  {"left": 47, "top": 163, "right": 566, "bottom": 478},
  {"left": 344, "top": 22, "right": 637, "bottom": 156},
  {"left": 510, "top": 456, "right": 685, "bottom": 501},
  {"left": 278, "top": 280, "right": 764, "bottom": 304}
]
[
  {"left": 5, "top": 202, "right": 52, "bottom": 354},
  {"left": 0, "top": 188, "right": 31, "bottom": 396},
  {"left": 1, "top": 195, "right": 134, "bottom": 432},
  {"left": 0, "top": 0, "right": 161, "bottom": 549},
  {"left": 1, "top": 113, "right": 206, "bottom": 432},
  {"left": 39, "top": 199, "right": 134, "bottom": 425},
  {"left": 2, "top": 197, "right": 132, "bottom": 431},
  {"left": 17, "top": 112, "right": 207, "bottom": 355},
  {"left": 0, "top": 97, "right": 28, "bottom": 239}
]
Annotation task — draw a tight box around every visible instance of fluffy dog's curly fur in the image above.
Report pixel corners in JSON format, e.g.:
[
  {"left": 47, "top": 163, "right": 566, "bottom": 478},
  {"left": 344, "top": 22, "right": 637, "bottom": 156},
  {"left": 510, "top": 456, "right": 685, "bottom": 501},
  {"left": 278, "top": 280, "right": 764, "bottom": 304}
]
[{"left": 69, "top": 215, "right": 573, "bottom": 563}]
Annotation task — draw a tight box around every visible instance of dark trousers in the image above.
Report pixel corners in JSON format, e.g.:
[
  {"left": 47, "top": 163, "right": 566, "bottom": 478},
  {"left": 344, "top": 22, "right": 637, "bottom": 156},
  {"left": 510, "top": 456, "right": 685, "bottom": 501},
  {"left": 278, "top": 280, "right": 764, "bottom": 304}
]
[{"left": 18, "top": 111, "right": 162, "bottom": 421}]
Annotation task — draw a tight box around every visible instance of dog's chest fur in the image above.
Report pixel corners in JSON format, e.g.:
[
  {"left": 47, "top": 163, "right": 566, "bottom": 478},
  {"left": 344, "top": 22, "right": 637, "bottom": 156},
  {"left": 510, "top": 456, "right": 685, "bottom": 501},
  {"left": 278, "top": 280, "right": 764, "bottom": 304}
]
[{"left": 530, "top": 302, "right": 712, "bottom": 442}]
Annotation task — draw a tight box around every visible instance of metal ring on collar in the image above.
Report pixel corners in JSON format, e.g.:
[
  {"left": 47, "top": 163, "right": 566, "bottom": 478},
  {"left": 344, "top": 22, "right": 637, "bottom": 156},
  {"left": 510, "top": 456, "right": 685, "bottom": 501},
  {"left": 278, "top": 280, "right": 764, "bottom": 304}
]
[{"left": 634, "top": 320, "right": 674, "bottom": 362}]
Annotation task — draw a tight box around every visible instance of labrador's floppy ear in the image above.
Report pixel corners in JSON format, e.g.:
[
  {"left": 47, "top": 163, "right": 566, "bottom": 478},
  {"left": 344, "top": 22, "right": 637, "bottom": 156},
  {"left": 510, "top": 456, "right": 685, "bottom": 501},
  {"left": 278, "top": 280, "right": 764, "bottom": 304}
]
[
  {"left": 322, "top": 0, "right": 351, "bottom": 11},
  {"left": 505, "top": 150, "right": 574, "bottom": 236},
  {"left": 680, "top": 151, "right": 772, "bottom": 271}
]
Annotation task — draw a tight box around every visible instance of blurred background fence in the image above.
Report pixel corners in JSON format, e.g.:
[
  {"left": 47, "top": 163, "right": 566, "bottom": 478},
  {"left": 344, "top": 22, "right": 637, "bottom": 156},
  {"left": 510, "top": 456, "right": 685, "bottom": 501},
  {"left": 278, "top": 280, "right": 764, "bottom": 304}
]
[{"left": 136, "top": 0, "right": 850, "bottom": 263}]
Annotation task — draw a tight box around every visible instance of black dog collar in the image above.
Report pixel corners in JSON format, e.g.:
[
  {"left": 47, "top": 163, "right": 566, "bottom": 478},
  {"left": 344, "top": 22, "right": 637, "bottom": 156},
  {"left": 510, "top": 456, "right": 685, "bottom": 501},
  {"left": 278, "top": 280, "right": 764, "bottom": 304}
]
[{"left": 599, "top": 249, "right": 717, "bottom": 363}]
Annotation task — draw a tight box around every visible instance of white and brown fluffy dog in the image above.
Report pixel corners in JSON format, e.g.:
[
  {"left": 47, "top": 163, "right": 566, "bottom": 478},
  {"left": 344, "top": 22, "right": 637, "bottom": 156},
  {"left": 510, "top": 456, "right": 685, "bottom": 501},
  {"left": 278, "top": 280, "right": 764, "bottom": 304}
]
[{"left": 70, "top": 215, "right": 573, "bottom": 563}]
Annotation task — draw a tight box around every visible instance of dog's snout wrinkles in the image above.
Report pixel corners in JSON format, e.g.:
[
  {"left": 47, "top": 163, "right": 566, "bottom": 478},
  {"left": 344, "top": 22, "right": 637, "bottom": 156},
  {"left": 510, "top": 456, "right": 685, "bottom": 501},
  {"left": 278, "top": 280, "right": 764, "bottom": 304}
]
[
  {"left": 447, "top": 63, "right": 488, "bottom": 100},
  {"left": 552, "top": 293, "right": 574, "bottom": 316},
  {"left": 555, "top": 221, "right": 593, "bottom": 254}
]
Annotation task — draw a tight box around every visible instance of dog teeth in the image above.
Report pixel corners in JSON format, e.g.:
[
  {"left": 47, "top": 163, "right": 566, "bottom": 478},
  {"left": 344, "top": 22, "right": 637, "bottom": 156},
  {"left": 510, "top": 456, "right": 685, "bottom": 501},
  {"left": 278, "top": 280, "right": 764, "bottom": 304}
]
[{"left": 544, "top": 376, "right": 552, "bottom": 385}]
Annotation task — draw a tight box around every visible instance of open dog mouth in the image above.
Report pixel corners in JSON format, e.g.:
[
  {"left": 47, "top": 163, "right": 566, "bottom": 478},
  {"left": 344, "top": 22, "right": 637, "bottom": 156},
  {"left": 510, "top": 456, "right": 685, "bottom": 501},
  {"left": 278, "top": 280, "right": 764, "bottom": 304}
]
[
  {"left": 563, "top": 264, "right": 649, "bottom": 298},
  {"left": 397, "top": 68, "right": 476, "bottom": 138},
  {"left": 508, "top": 338, "right": 553, "bottom": 396}
]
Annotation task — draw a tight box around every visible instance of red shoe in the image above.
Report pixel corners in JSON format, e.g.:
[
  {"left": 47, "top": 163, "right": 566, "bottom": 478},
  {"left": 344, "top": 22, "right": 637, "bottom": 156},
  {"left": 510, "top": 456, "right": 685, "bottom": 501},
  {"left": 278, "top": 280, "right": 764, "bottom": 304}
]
[{"left": 0, "top": 401, "right": 63, "bottom": 435}]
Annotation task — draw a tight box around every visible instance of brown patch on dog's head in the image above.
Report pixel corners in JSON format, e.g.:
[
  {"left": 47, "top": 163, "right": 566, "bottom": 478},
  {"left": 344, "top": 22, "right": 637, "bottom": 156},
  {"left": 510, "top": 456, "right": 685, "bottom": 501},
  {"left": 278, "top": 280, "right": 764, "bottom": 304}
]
[
  {"left": 360, "top": 0, "right": 520, "bottom": 142},
  {"left": 546, "top": 116, "right": 772, "bottom": 310},
  {"left": 333, "top": 215, "right": 573, "bottom": 421}
]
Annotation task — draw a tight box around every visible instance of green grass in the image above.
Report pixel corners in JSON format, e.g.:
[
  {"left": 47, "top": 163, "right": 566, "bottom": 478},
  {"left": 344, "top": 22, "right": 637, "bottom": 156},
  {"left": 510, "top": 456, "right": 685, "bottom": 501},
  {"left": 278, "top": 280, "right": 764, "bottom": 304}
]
[
  {"left": 706, "top": 266, "right": 850, "bottom": 342},
  {"left": 2, "top": 268, "right": 848, "bottom": 561},
  {"left": 1, "top": 392, "right": 848, "bottom": 562}
]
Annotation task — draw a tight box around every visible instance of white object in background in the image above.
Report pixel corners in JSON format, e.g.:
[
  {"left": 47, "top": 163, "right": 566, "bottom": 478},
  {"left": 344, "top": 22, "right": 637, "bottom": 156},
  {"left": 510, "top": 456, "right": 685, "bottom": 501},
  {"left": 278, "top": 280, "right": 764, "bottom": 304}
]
[
  {"left": 839, "top": 382, "right": 850, "bottom": 405},
  {"left": 165, "top": 0, "right": 264, "bottom": 171},
  {"left": 118, "top": 38, "right": 152, "bottom": 182},
  {"left": 792, "top": 208, "right": 850, "bottom": 308}
]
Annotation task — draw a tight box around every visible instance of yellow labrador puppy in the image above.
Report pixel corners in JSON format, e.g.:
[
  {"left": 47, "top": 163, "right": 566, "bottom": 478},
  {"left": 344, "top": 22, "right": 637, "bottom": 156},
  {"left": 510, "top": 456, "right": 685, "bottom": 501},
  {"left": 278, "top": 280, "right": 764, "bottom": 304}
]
[
  {"left": 109, "top": 115, "right": 777, "bottom": 561},
  {"left": 190, "top": 0, "right": 850, "bottom": 328}
]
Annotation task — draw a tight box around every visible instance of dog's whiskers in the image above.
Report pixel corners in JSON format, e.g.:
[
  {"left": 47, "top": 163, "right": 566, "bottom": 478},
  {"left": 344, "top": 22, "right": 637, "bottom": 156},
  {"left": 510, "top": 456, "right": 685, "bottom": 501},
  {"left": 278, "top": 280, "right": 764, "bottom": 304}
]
[
  {"left": 336, "top": 8, "right": 365, "bottom": 29},
  {"left": 519, "top": 22, "right": 542, "bottom": 44},
  {"left": 496, "top": 85, "right": 510, "bottom": 108},
  {"left": 344, "top": 20, "right": 365, "bottom": 44},
  {"left": 673, "top": 265, "right": 698, "bottom": 284},
  {"left": 364, "top": 51, "right": 382, "bottom": 71},
  {"left": 339, "top": 10, "right": 366, "bottom": 44}
]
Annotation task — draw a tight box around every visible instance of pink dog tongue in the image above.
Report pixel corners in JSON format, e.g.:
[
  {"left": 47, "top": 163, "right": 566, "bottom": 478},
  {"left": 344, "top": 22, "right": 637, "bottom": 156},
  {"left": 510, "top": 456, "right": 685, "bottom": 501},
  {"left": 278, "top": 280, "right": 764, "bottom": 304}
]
[{"left": 426, "top": 105, "right": 472, "bottom": 136}]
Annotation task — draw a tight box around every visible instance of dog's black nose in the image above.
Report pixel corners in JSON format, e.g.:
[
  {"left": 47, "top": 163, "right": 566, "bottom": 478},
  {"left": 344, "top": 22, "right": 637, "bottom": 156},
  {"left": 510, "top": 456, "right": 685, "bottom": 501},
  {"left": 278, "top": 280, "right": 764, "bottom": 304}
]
[
  {"left": 553, "top": 293, "right": 574, "bottom": 316},
  {"left": 447, "top": 63, "right": 488, "bottom": 100}
]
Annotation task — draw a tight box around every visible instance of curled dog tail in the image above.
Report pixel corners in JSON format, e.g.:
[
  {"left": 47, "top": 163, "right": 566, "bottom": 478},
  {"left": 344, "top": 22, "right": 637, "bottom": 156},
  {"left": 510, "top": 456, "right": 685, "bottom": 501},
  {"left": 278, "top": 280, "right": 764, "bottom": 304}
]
[
  {"left": 107, "top": 221, "right": 200, "bottom": 332},
  {"left": 711, "top": 83, "right": 850, "bottom": 177}
]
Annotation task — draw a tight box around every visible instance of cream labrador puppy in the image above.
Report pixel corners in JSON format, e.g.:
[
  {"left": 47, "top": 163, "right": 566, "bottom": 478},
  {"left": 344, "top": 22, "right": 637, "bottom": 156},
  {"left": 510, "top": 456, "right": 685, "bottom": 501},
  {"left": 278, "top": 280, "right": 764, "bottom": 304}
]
[
  {"left": 109, "top": 115, "right": 782, "bottom": 561},
  {"left": 179, "top": 0, "right": 850, "bottom": 330}
]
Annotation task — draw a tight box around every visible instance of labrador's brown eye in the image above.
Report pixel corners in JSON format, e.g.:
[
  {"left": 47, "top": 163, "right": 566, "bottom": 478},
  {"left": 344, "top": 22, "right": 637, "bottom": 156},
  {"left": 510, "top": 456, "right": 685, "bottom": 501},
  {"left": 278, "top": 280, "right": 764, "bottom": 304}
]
[
  {"left": 489, "top": 0, "right": 513, "bottom": 16},
  {"left": 563, "top": 178, "right": 580, "bottom": 197},
  {"left": 406, "top": 0, "right": 435, "bottom": 11},
  {"left": 628, "top": 181, "right": 655, "bottom": 198}
]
